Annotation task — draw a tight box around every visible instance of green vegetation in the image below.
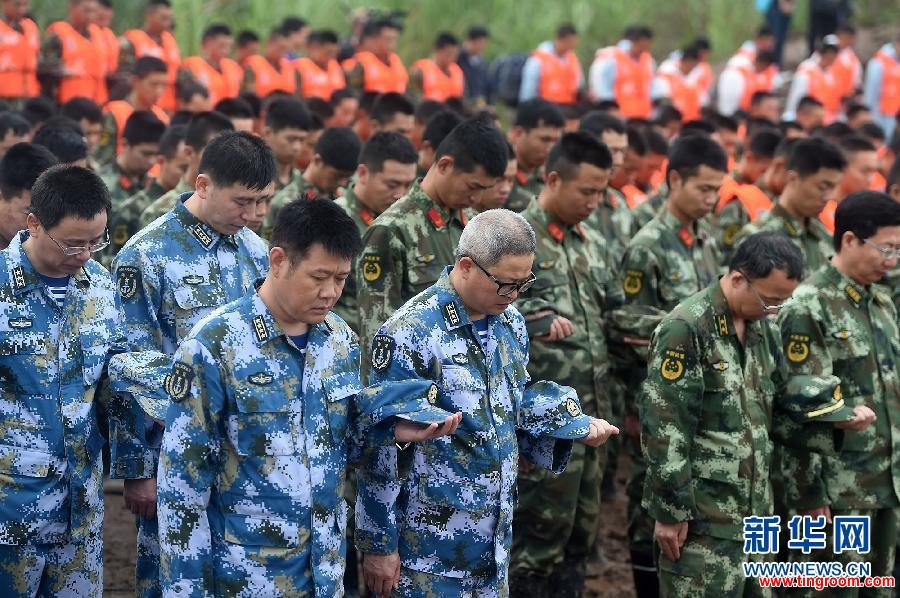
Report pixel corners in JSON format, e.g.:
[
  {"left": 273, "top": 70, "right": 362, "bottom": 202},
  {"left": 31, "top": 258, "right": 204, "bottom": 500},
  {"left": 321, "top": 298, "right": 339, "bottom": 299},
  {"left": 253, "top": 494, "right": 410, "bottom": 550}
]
[{"left": 29, "top": 0, "right": 900, "bottom": 63}]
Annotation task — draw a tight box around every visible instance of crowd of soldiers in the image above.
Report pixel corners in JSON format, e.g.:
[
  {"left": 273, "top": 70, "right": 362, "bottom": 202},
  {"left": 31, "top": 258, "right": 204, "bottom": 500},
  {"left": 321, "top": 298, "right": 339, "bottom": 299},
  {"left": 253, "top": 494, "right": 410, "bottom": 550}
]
[{"left": 1, "top": 1, "right": 900, "bottom": 598}]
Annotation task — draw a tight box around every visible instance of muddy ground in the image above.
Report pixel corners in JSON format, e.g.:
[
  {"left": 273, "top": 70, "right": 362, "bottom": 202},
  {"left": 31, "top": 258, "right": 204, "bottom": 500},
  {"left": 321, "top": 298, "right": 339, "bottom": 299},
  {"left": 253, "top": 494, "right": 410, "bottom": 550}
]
[{"left": 102, "top": 451, "right": 637, "bottom": 597}]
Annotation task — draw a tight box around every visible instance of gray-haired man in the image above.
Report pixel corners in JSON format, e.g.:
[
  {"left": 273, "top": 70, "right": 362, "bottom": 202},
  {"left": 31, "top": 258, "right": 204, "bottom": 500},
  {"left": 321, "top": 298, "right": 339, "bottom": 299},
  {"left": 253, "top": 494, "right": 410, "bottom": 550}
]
[{"left": 356, "top": 208, "right": 619, "bottom": 597}]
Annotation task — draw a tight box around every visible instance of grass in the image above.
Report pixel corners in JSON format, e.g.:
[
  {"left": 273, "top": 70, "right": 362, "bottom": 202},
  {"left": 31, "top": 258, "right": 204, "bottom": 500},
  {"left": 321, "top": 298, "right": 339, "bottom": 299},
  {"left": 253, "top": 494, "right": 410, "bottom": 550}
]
[{"left": 28, "top": 0, "right": 900, "bottom": 64}]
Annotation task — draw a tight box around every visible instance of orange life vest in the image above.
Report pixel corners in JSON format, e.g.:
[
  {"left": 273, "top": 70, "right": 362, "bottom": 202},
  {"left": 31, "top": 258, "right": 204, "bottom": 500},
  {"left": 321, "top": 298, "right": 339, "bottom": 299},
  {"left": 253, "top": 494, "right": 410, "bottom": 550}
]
[
  {"left": 830, "top": 47, "right": 860, "bottom": 99},
  {"left": 45, "top": 21, "right": 108, "bottom": 104},
  {"left": 352, "top": 51, "right": 408, "bottom": 94},
  {"left": 819, "top": 199, "right": 837, "bottom": 234},
  {"left": 870, "top": 171, "right": 887, "bottom": 192},
  {"left": 874, "top": 50, "right": 900, "bottom": 119},
  {"left": 532, "top": 48, "right": 581, "bottom": 105},
  {"left": 243, "top": 54, "right": 296, "bottom": 97},
  {"left": 658, "top": 64, "right": 703, "bottom": 122},
  {"left": 98, "top": 25, "right": 118, "bottom": 75},
  {"left": 104, "top": 100, "right": 170, "bottom": 154},
  {"left": 122, "top": 29, "right": 181, "bottom": 112},
  {"left": 294, "top": 56, "right": 346, "bottom": 100},
  {"left": 798, "top": 60, "right": 841, "bottom": 123},
  {"left": 620, "top": 183, "right": 649, "bottom": 209},
  {"left": 181, "top": 55, "right": 243, "bottom": 106},
  {"left": 732, "top": 62, "right": 777, "bottom": 112},
  {"left": 716, "top": 175, "right": 773, "bottom": 222},
  {"left": 0, "top": 17, "right": 40, "bottom": 99},
  {"left": 411, "top": 58, "right": 465, "bottom": 102},
  {"left": 612, "top": 47, "right": 653, "bottom": 119}
]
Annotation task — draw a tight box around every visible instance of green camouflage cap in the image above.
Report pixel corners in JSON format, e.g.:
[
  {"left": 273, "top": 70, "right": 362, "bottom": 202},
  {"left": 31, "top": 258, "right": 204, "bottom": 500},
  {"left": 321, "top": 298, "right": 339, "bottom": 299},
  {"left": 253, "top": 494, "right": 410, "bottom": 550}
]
[{"left": 782, "top": 374, "right": 855, "bottom": 423}]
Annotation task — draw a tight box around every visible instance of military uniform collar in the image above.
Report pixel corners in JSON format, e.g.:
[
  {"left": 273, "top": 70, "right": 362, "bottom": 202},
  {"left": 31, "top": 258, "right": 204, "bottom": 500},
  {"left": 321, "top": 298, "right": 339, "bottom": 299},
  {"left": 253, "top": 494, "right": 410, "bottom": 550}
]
[
  {"left": 707, "top": 279, "right": 763, "bottom": 344},
  {"left": 6, "top": 231, "right": 91, "bottom": 297},
  {"left": 409, "top": 181, "right": 464, "bottom": 230},
  {"left": 276, "top": 168, "right": 302, "bottom": 191},
  {"left": 516, "top": 166, "right": 544, "bottom": 186},
  {"left": 247, "top": 290, "right": 332, "bottom": 347},
  {"left": 603, "top": 187, "right": 623, "bottom": 209},
  {"left": 114, "top": 162, "right": 148, "bottom": 193},
  {"left": 769, "top": 202, "right": 826, "bottom": 240},
  {"left": 434, "top": 267, "right": 472, "bottom": 330},
  {"left": 821, "top": 262, "right": 870, "bottom": 309},
  {"left": 173, "top": 193, "right": 238, "bottom": 251},
  {"left": 531, "top": 201, "right": 586, "bottom": 242},
  {"left": 344, "top": 185, "right": 378, "bottom": 226},
  {"left": 659, "top": 207, "right": 700, "bottom": 248}
]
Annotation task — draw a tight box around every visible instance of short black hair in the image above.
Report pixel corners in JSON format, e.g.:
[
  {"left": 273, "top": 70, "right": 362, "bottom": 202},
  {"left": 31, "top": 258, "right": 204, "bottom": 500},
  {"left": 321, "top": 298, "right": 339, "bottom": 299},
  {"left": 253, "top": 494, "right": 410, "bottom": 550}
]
[
  {"left": 32, "top": 123, "right": 88, "bottom": 164},
  {"left": 653, "top": 104, "right": 683, "bottom": 126},
  {"left": 213, "top": 97, "right": 254, "bottom": 119},
  {"left": 690, "top": 37, "right": 711, "bottom": 52},
  {"left": 158, "top": 124, "right": 187, "bottom": 159},
  {"left": 434, "top": 118, "right": 507, "bottom": 178},
  {"left": 434, "top": 32, "right": 459, "bottom": 49},
  {"left": 422, "top": 111, "right": 463, "bottom": 149},
  {"left": 837, "top": 133, "right": 876, "bottom": 156},
  {"left": 834, "top": 191, "right": 900, "bottom": 251},
  {"left": 314, "top": 127, "right": 361, "bottom": 172},
  {"left": 184, "top": 111, "right": 234, "bottom": 150},
  {"left": 60, "top": 97, "right": 102, "bottom": 124},
  {"left": 307, "top": 29, "right": 339, "bottom": 45},
  {"left": 644, "top": 128, "right": 669, "bottom": 155},
  {"left": 281, "top": 16, "right": 308, "bottom": 34},
  {"left": 359, "top": 131, "right": 418, "bottom": 172},
  {"left": 330, "top": 88, "right": 356, "bottom": 106},
  {"left": 836, "top": 23, "right": 856, "bottom": 35},
  {"left": 858, "top": 122, "right": 885, "bottom": 144},
  {"left": 236, "top": 29, "right": 260, "bottom": 47},
  {"left": 729, "top": 231, "right": 804, "bottom": 281},
  {"left": 0, "top": 143, "right": 58, "bottom": 200},
  {"left": 514, "top": 98, "right": 565, "bottom": 130},
  {"left": 556, "top": 23, "right": 577, "bottom": 38},
  {"left": 147, "top": 0, "right": 172, "bottom": 7},
  {"left": 579, "top": 110, "right": 625, "bottom": 137},
  {"left": 779, "top": 120, "right": 804, "bottom": 136},
  {"left": 0, "top": 112, "right": 30, "bottom": 138},
  {"left": 467, "top": 25, "right": 489, "bottom": 40},
  {"left": 304, "top": 97, "right": 334, "bottom": 121},
  {"left": 123, "top": 111, "right": 167, "bottom": 146},
  {"left": 594, "top": 99, "right": 621, "bottom": 113},
  {"left": 264, "top": 97, "right": 312, "bottom": 131},
  {"left": 757, "top": 25, "right": 774, "bottom": 38},
  {"left": 199, "top": 131, "right": 276, "bottom": 190},
  {"left": 626, "top": 126, "right": 648, "bottom": 156},
  {"left": 716, "top": 114, "right": 740, "bottom": 133},
  {"left": 787, "top": 137, "right": 847, "bottom": 176},
  {"left": 797, "top": 96, "right": 824, "bottom": 111},
  {"left": 270, "top": 198, "right": 362, "bottom": 262},
  {"left": 414, "top": 99, "right": 445, "bottom": 125},
  {"left": 681, "top": 45, "right": 701, "bottom": 62},
  {"left": 133, "top": 56, "right": 168, "bottom": 78},
  {"left": 755, "top": 50, "right": 776, "bottom": 67},
  {"left": 774, "top": 136, "right": 801, "bottom": 159},
  {"left": 370, "top": 92, "right": 414, "bottom": 124},
  {"left": 820, "top": 121, "right": 855, "bottom": 142},
  {"left": 30, "top": 165, "right": 111, "bottom": 230},
  {"left": 845, "top": 102, "right": 870, "bottom": 121},
  {"left": 746, "top": 129, "right": 783, "bottom": 159},
  {"left": 679, "top": 119, "right": 717, "bottom": 137},
  {"left": 750, "top": 90, "right": 776, "bottom": 108},
  {"left": 666, "top": 134, "right": 728, "bottom": 186},
  {"left": 202, "top": 23, "right": 232, "bottom": 42},
  {"left": 177, "top": 81, "right": 209, "bottom": 103},
  {"left": 546, "top": 131, "right": 613, "bottom": 180},
  {"left": 21, "top": 97, "right": 55, "bottom": 127}
]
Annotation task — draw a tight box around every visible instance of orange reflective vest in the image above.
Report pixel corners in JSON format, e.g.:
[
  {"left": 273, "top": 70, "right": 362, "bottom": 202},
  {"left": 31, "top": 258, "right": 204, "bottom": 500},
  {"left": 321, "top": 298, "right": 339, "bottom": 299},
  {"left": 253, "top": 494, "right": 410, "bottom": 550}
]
[
  {"left": 819, "top": 199, "right": 837, "bottom": 234},
  {"left": 181, "top": 55, "right": 243, "bottom": 106},
  {"left": 243, "top": 54, "right": 296, "bottom": 97},
  {"left": 352, "top": 51, "right": 408, "bottom": 94},
  {"left": 870, "top": 171, "right": 887, "bottom": 192},
  {"left": 532, "top": 48, "right": 581, "bottom": 105},
  {"left": 658, "top": 64, "right": 703, "bottom": 122},
  {"left": 0, "top": 17, "right": 40, "bottom": 99},
  {"left": 45, "top": 21, "right": 107, "bottom": 104},
  {"left": 98, "top": 25, "right": 118, "bottom": 75},
  {"left": 104, "top": 100, "right": 170, "bottom": 154},
  {"left": 732, "top": 62, "right": 777, "bottom": 112},
  {"left": 294, "top": 56, "right": 346, "bottom": 100},
  {"left": 620, "top": 183, "right": 649, "bottom": 209},
  {"left": 611, "top": 47, "right": 653, "bottom": 119},
  {"left": 874, "top": 50, "right": 900, "bottom": 119},
  {"left": 122, "top": 29, "right": 181, "bottom": 112},
  {"left": 830, "top": 47, "right": 860, "bottom": 99},
  {"left": 798, "top": 60, "right": 840, "bottom": 123},
  {"left": 716, "top": 175, "right": 773, "bottom": 222},
  {"left": 411, "top": 58, "right": 465, "bottom": 101}
]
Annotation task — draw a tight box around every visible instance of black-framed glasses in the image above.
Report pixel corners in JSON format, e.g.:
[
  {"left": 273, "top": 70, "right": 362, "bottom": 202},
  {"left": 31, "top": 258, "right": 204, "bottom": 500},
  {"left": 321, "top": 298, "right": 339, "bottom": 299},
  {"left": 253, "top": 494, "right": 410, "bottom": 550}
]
[
  {"left": 469, "top": 257, "right": 536, "bottom": 297},
  {"left": 739, "top": 270, "right": 790, "bottom": 314},
  {"left": 863, "top": 238, "right": 900, "bottom": 260},
  {"left": 44, "top": 227, "right": 110, "bottom": 256}
]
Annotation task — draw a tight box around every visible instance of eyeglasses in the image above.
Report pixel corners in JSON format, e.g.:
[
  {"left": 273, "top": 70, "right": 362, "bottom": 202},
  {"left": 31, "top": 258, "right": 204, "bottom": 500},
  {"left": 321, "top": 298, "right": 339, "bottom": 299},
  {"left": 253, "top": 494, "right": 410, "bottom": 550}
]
[
  {"left": 863, "top": 238, "right": 900, "bottom": 260},
  {"left": 739, "top": 271, "right": 790, "bottom": 314},
  {"left": 469, "top": 257, "right": 536, "bottom": 297},
  {"left": 44, "top": 227, "right": 110, "bottom": 256}
]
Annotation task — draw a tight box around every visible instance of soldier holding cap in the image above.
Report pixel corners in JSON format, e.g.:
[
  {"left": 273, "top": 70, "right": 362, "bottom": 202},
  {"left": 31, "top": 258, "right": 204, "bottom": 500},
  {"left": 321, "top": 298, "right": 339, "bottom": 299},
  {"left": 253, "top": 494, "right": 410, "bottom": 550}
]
[
  {"left": 355, "top": 209, "right": 618, "bottom": 598},
  {"left": 777, "top": 191, "right": 900, "bottom": 592},
  {"left": 642, "top": 231, "right": 862, "bottom": 596}
]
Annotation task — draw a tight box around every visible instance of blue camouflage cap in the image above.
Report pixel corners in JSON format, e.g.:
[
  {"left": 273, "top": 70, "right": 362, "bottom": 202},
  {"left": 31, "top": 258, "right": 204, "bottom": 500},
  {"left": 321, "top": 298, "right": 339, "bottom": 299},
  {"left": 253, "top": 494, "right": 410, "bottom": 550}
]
[
  {"left": 359, "top": 378, "right": 457, "bottom": 428},
  {"left": 520, "top": 380, "right": 592, "bottom": 440}
]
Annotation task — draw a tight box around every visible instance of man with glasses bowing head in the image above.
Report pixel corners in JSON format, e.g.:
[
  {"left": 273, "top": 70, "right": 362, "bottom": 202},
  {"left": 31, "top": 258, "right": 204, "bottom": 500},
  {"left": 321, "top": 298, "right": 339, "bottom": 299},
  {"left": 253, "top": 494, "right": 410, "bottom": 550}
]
[
  {"left": 356, "top": 208, "right": 619, "bottom": 598},
  {"left": 0, "top": 165, "right": 120, "bottom": 596}
]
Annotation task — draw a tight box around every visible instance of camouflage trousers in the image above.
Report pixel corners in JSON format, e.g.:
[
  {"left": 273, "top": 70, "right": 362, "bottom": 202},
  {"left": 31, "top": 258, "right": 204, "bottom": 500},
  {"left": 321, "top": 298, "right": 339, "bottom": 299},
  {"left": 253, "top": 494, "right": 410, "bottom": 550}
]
[
  {"left": 394, "top": 567, "right": 505, "bottom": 598},
  {"left": 136, "top": 514, "right": 161, "bottom": 598},
  {"left": 787, "top": 506, "right": 900, "bottom": 598},
  {"left": 0, "top": 536, "right": 102, "bottom": 597},
  {"left": 625, "top": 433, "right": 658, "bottom": 593},
  {"left": 657, "top": 534, "right": 771, "bottom": 598},
  {"left": 510, "top": 443, "right": 604, "bottom": 585}
]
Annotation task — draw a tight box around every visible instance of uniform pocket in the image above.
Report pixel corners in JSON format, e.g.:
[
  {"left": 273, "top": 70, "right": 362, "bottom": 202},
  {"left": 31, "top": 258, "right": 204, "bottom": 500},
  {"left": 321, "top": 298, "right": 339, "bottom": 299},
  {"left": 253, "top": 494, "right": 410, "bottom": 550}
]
[
  {"left": 440, "top": 365, "right": 485, "bottom": 413},
  {"left": 223, "top": 513, "right": 306, "bottom": 548},
  {"left": 323, "top": 371, "right": 362, "bottom": 444},
  {"left": 0, "top": 331, "right": 49, "bottom": 394},
  {"left": 231, "top": 388, "right": 296, "bottom": 457},
  {"left": 172, "top": 284, "right": 220, "bottom": 339},
  {"left": 417, "top": 473, "right": 489, "bottom": 513}
]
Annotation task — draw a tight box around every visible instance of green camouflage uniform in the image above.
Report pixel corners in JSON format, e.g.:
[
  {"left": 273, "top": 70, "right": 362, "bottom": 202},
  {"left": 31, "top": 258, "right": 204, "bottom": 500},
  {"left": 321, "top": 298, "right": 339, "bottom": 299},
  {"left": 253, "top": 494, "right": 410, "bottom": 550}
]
[
  {"left": 101, "top": 180, "right": 171, "bottom": 269},
  {"left": 736, "top": 203, "right": 833, "bottom": 277},
  {"left": 714, "top": 176, "right": 773, "bottom": 267},
  {"left": 98, "top": 162, "right": 149, "bottom": 208},
  {"left": 777, "top": 264, "right": 900, "bottom": 594},
  {"left": 356, "top": 180, "right": 465, "bottom": 377},
  {"left": 642, "top": 281, "right": 839, "bottom": 597},
  {"left": 262, "top": 171, "right": 326, "bottom": 240},
  {"left": 631, "top": 186, "right": 668, "bottom": 232},
  {"left": 882, "top": 268, "right": 900, "bottom": 313},
  {"left": 584, "top": 187, "right": 635, "bottom": 262},
  {"left": 139, "top": 180, "right": 192, "bottom": 229},
  {"left": 616, "top": 206, "right": 722, "bottom": 586},
  {"left": 94, "top": 111, "right": 119, "bottom": 169},
  {"left": 504, "top": 167, "right": 543, "bottom": 213},
  {"left": 510, "top": 200, "right": 623, "bottom": 595},
  {"left": 333, "top": 184, "right": 377, "bottom": 335}
]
